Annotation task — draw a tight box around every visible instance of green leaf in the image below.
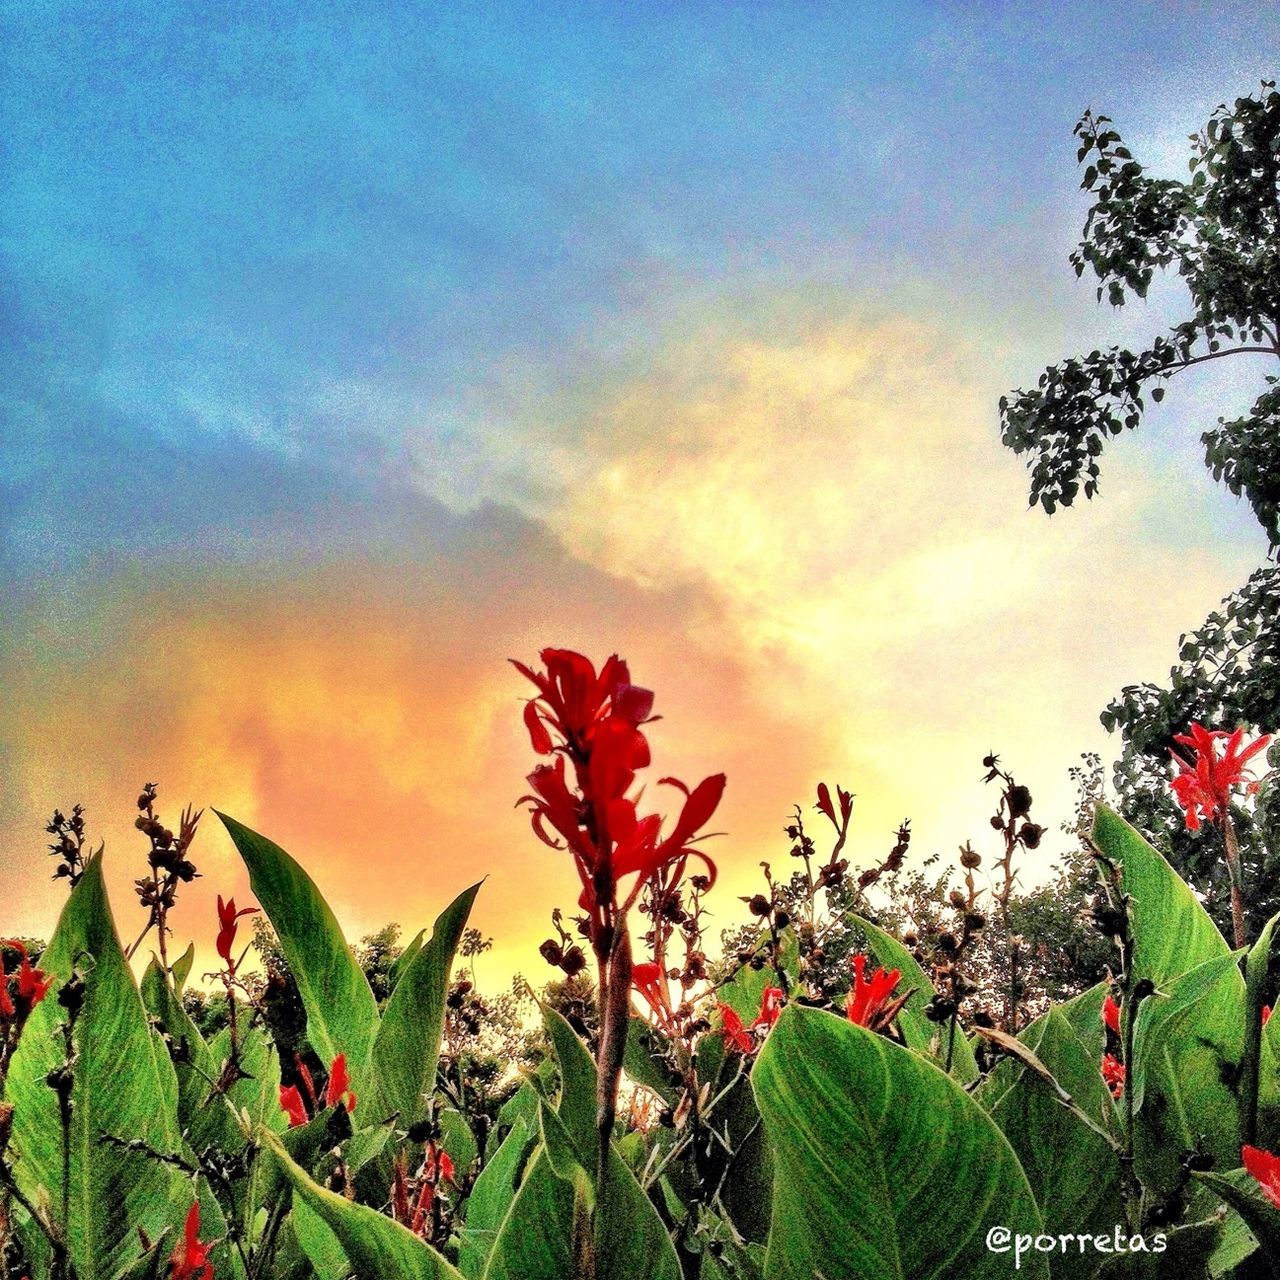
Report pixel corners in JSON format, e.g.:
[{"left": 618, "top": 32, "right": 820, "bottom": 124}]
[
  {"left": 624, "top": 1016, "right": 679, "bottom": 1103},
  {"left": 1196, "top": 1168, "right": 1280, "bottom": 1268},
  {"left": 986, "top": 1010, "right": 1123, "bottom": 1276},
  {"left": 1243, "top": 910, "right": 1279, "bottom": 1145},
  {"left": 264, "top": 1129, "right": 465, "bottom": 1279},
  {"left": 483, "top": 1008, "right": 681, "bottom": 1280},
  {"left": 1090, "top": 804, "right": 1230, "bottom": 987},
  {"left": 3, "top": 856, "right": 188, "bottom": 1280},
  {"left": 539, "top": 1100, "right": 594, "bottom": 1205},
  {"left": 752, "top": 1005, "right": 1046, "bottom": 1280},
  {"left": 141, "top": 957, "right": 216, "bottom": 1130},
  {"left": 387, "top": 928, "right": 426, "bottom": 993},
  {"left": 215, "top": 813, "right": 380, "bottom": 1085},
  {"left": 715, "top": 1074, "right": 773, "bottom": 1245},
  {"left": 368, "top": 882, "right": 480, "bottom": 1129},
  {"left": 1093, "top": 1220, "right": 1222, "bottom": 1278},
  {"left": 170, "top": 942, "right": 196, "bottom": 994},
  {"left": 853, "top": 913, "right": 980, "bottom": 1084},
  {"left": 457, "top": 1114, "right": 536, "bottom": 1280},
  {"left": 1131, "top": 953, "right": 1245, "bottom": 1194}
]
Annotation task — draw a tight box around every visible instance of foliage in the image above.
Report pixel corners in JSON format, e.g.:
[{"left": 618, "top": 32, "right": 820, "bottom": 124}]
[{"left": 1001, "top": 82, "right": 1280, "bottom": 946}]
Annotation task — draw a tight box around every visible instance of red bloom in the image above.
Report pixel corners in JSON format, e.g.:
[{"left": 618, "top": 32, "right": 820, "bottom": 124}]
[
  {"left": 1102, "top": 994, "right": 1121, "bottom": 1035},
  {"left": 324, "top": 1052, "right": 357, "bottom": 1112},
  {"left": 515, "top": 650, "right": 724, "bottom": 915},
  {"left": 1, "top": 942, "right": 52, "bottom": 1020},
  {"left": 752, "top": 986, "right": 785, "bottom": 1030},
  {"left": 1101, "top": 1052, "right": 1126, "bottom": 1099},
  {"left": 1169, "top": 723, "right": 1271, "bottom": 832},
  {"left": 815, "top": 782, "right": 854, "bottom": 831},
  {"left": 512, "top": 649, "right": 654, "bottom": 756},
  {"left": 168, "top": 1202, "right": 213, "bottom": 1280},
  {"left": 845, "top": 955, "right": 903, "bottom": 1029},
  {"left": 1264, "top": 1004, "right": 1272, "bottom": 1027},
  {"left": 278, "top": 1085, "right": 308, "bottom": 1129},
  {"left": 632, "top": 961, "right": 668, "bottom": 1019},
  {"left": 718, "top": 1003, "right": 754, "bottom": 1054},
  {"left": 214, "top": 897, "right": 258, "bottom": 972},
  {"left": 1242, "top": 1144, "right": 1280, "bottom": 1210}
]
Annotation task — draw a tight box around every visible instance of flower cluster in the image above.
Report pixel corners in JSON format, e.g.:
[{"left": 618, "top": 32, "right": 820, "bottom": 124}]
[
  {"left": 715, "top": 985, "right": 784, "bottom": 1054},
  {"left": 279, "top": 1052, "right": 356, "bottom": 1127},
  {"left": 515, "top": 649, "right": 725, "bottom": 934},
  {"left": 1169, "top": 723, "right": 1271, "bottom": 832},
  {"left": 1, "top": 939, "right": 53, "bottom": 1077}
]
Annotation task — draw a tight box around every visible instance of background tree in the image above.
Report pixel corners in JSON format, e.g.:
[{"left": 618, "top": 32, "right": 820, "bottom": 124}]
[{"left": 1000, "top": 82, "right": 1280, "bottom": 937}]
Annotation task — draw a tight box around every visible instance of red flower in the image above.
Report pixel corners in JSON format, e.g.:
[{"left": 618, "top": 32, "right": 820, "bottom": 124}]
[
  {"left": 278, "top": 1085, "right": 308, "bottom": 1129},
  {"left": 512, "top": 649, "right": 654, "bottom": 756},
  {"left": 1, "top": 942, "right": 52, "bottom": 1020},
  {"left": 324, "top": 1052, "right": 357, "bottom": 1112},
  {"left": 718, "top": 1003, "right": 754, "bottom": 1054},
  {"left": 1242, "top": 1144, "right": 1280, "bottom": 1210},
  {"left": 1102, "top": 994, "right": 1121, "bottom": 1035},
  {"left": 515, "top": 650, "right": 724, "bottom": 916},
  {"left": 1169, "top": 723, "right": 1271, "bottom": 832},
  {"left": 1101, "top": 1052, "right": 1126, "bottom": 1099},
  {"left": 752, "top": 986, "right": 785, "bottom": 1030},
  {"left": 215, "top": 897, "right": 258, "bottom": 972},
  {"left": 1264, "top": 1004, "right": 1272, "bottom": 1027},
  {"left": 168, "top": 1202, "right": 213, "bottom": 1280},
  {"left": 845, "top": 955, "right": 903, "bottom": 1029},
  {"left": 815, "top": 782, "right": 854, "bottom": 831}
]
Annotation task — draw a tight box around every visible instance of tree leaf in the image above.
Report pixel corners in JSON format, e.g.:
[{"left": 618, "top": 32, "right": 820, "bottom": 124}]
[
  {"left": 752, "top": 1005, "right": 1046, "bottom": 1280},
  {"left": 215, "top": 812, "right": 380, "bottom": 1088},
  {"left": 141, "top": 957, "right": 216, "bottom": 1130},
  {"left": 1195, "top": 1168, "right": 1280, "bottom": 1268},
  {"left": 3, "top": 855, "right": 188, "bottom": 1280},
  {"left": 1090, "top": 805, "right": 1229, "bottom": 988}
]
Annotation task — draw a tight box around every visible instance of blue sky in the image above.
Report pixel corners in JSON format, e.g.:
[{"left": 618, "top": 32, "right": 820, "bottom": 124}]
[{"left": 2, "top": 1, "right": 1276, "bottom": 957}]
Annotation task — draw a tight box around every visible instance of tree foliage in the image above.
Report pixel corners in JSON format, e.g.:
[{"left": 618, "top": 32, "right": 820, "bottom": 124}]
[{"left": 1001, "top": 83, "right": 1280, "bottom": 940}]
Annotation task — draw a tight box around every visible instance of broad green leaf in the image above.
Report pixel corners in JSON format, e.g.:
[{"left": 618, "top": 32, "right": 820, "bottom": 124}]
[
  {"left": 216, "top": 812, "right": 379, "bottom": 1083},
  {"left": 854, "top": 913, "right": 980, "bottom": 1083},
  {"left": 987, "top": 1009, "right": 1123, "bottom": 1277},
  {"left": 3, "top": 856, "right": 188, "bottom": 1280},
  {"left": 170, "top": 942, "right": 196, "bottom": 994},
  {"left": 1131, "top": 953, "right": 1245, "bottom": 1194},
  {"left": 265, "top": 1129, "right": 465, "bottom": 1279},
  {"left": 141, "top": 957, "right": 216, "bottom": 1130},
  {"left": 752, "top": 1005, "right": 1046, "bottom": 1280},
  {"left": 539, "top": 1100, "right": 594, "bottom": 1203},
  {"left": 484, "top": 1010, "right": 681, "bottom": 1280},
  {"left": 624, "top": 1016, "right": 679, "bottom": 1103},
  {"left": 289, "top": 1197, "right": 352, "bottom": 1280},
  {"left": 1195, "top": 1168, "right": 1280, "bottom": 1265},
  {"left": 368, "top": 882, "right": 480, "bottom": 1128},
  {"left": 1090, "top": 804, "right": 1229, "bottom": 987},
  {"left": 1093, "top": 1220, "right": 1222, "bottom": 1278},
  {"left": 1243, "top": 910, "right": 1279, "bottom": 1146},
  {"left": 388, "top": 927, "right": 426, "bottom": 993},
  {"left": 457, "top": 1114, "right": 536, "bottom": 1280},
  {"left": 715, "top": 1074, "right": 773, "bottom": 1245},
  {"left": 439, "top": 1106, "right": 479, "bottom": 1179}
]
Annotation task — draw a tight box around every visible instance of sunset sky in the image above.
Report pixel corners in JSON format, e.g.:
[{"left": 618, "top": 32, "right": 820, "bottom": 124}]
[{"left": 3, "top": 3, "right": 1277, "bottom": 984}]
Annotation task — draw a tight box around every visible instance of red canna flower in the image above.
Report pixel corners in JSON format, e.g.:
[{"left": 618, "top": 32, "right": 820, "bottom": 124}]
[
  {"left": 214, "top": 897, "right": 258, "bottom": 973},
  {"left": 632, "top": 961, "right": 667, "bottom": 1016},
  {"left": 717, "top": 1003, "right": 754, "bottom": 1054},
  {"left": 278, "top": 1085, "right": 308, "bottom": 1129},
  {"left": 1169, "top": 723, "right": 1272, "bottom": 832},
  {"left": 324, "top": 1052, "right": 357, "bottom": 1112},
  {"left": 1242, "top": 1144, "right": 1280, "bottom": 1210},
  {"left": 168, "top": 1202, "right": 213, "bottom": 1280},
  {"left": 1, "top": 942, "right": 52, "bottom": 1023},
  {"left": 1102, "top": 994, "right": 1121, "bottom": 1035},
  {"left": 845, "top": 955, "right": 903, "bottom": 1030},
  {"left": 752, "top": 986, "right": 785, "bottom": 1030},
  {"left": 815, "top": 782, "right": 854, "bottom": 831},
  {"left": 1264, "top": 1004, "right": 1272, "bottom": 1027},
  {"left": 1101, "top": 1052, "right": 1126, "bottom": 1099},
  {"left": 515, "top": 650, "right": 725, "bottom": 918}
]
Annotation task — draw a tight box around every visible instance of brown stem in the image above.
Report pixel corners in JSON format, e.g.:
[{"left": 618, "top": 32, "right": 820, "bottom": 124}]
[
  {"left": 1222, "top": 813, "right": 1248, "bottom": 949},
  {"left": 594, "top": 926, "right": 632, "bottom": 1256}
]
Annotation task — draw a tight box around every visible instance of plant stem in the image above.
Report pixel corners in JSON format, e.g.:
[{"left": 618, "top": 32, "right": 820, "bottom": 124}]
[{"left": 1221, "top": 813, "right": 1248, "bottom": 948}]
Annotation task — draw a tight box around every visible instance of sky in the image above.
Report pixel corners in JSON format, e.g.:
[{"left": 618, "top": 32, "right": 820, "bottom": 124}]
[{"left": 2, "top": 2, "right": 1277, "bottom": 984}]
